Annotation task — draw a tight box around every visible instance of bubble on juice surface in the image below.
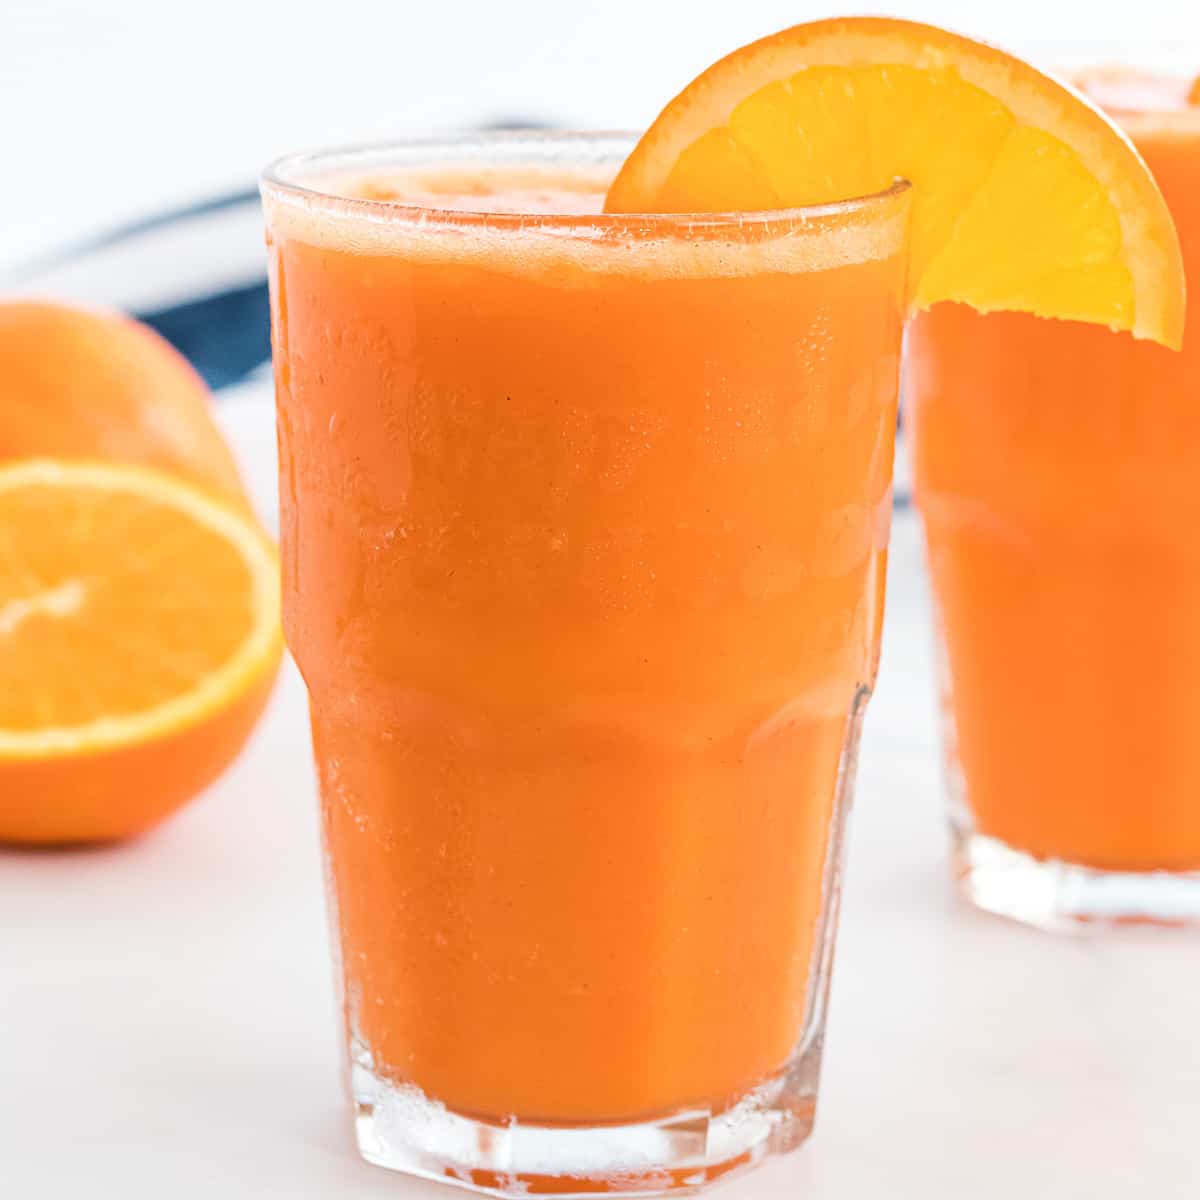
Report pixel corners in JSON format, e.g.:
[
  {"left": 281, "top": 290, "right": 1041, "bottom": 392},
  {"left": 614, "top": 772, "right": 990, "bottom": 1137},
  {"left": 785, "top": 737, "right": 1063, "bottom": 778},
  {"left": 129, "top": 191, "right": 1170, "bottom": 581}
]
[{"left": 349, "top": 165, "right": 611, "bottom": 216}]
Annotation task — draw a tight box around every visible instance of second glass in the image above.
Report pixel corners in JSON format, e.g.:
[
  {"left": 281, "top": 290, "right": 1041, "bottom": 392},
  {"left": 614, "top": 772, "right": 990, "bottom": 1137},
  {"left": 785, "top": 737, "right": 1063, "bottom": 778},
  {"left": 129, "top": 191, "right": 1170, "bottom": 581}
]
[
  {"left": 908, "top": 79, "right": 1200, "bottom": 928},
  {"left": 263, "top": 134, "right": 910, "bottom": 1193}
]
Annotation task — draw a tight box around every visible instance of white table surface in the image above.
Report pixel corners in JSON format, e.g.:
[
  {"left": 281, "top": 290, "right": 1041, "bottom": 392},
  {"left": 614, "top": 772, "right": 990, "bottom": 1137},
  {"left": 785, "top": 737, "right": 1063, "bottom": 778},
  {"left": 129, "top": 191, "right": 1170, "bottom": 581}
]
[{"left": 2, "top": 387, "right": 1197, "bottom": 1199}]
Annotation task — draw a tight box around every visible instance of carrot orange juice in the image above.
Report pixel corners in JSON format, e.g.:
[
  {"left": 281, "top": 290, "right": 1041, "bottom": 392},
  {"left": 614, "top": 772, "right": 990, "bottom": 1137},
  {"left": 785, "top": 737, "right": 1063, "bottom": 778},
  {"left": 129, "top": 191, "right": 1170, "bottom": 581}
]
[
  {"left": 908, "top": 73, "right": 1200, "bottom": 923},
  {"left": 263, "top": 134, "right": 909, "bottom": 1187}
]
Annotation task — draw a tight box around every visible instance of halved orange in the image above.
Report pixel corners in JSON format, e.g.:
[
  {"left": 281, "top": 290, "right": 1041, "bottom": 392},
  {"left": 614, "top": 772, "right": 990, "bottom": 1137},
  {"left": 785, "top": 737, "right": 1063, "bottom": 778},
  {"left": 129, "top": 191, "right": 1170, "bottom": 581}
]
[
  {"left": 606, "top": 17, "right": 1186, "bottom": 348},
  {"left": 0, "top": 460, "right": 283, "bottom": 844}
]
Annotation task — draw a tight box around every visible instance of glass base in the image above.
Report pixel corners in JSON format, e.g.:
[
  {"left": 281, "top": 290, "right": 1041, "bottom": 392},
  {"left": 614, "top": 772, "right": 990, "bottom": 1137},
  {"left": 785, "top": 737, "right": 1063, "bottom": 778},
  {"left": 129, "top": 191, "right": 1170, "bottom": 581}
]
[
  {"left": 952, "top": 826, "right": 1200, "bottom": 931},
  {"left": 350, "top": 1041, "right": 821, "bottom": 1196}
]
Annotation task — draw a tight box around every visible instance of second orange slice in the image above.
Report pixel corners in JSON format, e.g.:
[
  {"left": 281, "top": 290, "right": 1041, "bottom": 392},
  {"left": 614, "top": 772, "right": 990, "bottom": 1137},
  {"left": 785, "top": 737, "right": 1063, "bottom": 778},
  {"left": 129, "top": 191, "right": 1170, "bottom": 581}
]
[{"left": 606, "top": 17, "right": 1185, "bottom": 348}]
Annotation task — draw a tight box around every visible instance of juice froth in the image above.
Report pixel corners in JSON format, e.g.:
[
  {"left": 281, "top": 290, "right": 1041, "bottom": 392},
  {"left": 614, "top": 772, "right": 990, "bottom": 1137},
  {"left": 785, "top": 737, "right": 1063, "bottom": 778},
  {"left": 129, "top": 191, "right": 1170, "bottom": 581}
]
[{"left": 343, "top": 166, "right": 611, "bottom": 213}]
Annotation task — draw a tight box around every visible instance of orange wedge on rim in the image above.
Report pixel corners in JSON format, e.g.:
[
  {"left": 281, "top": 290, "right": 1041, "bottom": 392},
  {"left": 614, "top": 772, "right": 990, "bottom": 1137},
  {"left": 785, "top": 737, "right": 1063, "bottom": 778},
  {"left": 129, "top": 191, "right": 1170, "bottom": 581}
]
[
  {"left": 606, "top": 17, "right": 1186, "bottom": 348},
  {"left": 0, "top": 460, "right": 282, "bottom": 844}
]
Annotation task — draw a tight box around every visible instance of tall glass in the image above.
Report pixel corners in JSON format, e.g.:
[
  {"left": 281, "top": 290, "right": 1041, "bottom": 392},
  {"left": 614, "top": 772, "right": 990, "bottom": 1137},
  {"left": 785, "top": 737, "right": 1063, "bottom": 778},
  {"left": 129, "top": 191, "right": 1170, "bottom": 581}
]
[
  {"left": 262, "top": 134, "right": 910, "bottom": 1194},
  {"left": 908, "top": 85, "right": 1200, "bottom": 928}
]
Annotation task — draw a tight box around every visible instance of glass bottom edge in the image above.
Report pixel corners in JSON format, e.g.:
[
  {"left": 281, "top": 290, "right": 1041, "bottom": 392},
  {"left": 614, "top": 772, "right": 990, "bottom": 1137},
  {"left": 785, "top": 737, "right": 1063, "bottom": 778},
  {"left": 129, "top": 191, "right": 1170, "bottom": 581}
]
[
  {"left": 350, "top": 1048, "right": 820, "bottom": 1196},
  {"left": 952, "top": 826, "right": 1200, "bottom": 931}
]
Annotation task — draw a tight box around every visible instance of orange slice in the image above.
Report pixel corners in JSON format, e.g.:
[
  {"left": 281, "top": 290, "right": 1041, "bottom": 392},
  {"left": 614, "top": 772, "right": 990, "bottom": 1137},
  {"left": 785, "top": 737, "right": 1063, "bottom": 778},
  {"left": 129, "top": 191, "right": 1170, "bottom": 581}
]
[
  {"left": 606, "top": 17, "right": 1186, "bottom": 348},
  {"left": 0, "top": 460, "right": 283, "bottom": 844}
]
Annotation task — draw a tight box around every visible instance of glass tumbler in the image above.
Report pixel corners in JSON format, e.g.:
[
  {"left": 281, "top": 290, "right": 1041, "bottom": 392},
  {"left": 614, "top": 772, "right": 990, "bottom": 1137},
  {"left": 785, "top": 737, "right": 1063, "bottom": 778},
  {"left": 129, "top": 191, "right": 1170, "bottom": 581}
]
[{"left": 262, "top": 133, "right": 910, "bottom": 1193}]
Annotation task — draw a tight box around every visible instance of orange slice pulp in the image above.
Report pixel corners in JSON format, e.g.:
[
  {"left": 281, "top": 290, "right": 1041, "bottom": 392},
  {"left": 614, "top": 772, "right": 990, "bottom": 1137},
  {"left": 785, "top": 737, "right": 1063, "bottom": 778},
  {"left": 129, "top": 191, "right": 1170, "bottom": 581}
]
[
  {"left": 0, "top": 460, "right": 283, "bottom": 844},
  {"left": 606, "top": 17, "right": 1186, "bottom": 348}
]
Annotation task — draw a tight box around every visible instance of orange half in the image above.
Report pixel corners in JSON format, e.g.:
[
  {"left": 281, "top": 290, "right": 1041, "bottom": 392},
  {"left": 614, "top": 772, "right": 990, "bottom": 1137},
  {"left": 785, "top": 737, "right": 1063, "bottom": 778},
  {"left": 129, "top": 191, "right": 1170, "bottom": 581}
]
[
  {"left": 606, "top": 17, "right": 1186, "bottom": 348},
  {"left": 0, "top": 460, "right": 283, "bottom": 843}
]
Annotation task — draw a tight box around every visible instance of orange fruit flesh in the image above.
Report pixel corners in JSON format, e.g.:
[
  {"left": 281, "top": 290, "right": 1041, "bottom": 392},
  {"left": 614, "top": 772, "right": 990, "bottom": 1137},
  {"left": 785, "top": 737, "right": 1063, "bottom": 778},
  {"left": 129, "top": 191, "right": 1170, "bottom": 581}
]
[
  {"left": 1, "top": 485, "right": 250, "bottom": 733},
  {"left": 909, "top": 74, "right": 1200, "bottom": 870},
  {"left": 606, "top": 17, "right": 1186, "bottom": 349},
  {"left": 0, "top": 461, "right": 282, "bottom": 844}
]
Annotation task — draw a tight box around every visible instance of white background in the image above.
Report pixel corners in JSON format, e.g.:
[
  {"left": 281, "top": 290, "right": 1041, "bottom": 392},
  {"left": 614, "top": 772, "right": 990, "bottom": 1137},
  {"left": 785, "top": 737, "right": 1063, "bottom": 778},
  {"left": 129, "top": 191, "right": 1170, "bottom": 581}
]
[{"left": 1, "top": 0, "right": 1197, "bottom": 267}]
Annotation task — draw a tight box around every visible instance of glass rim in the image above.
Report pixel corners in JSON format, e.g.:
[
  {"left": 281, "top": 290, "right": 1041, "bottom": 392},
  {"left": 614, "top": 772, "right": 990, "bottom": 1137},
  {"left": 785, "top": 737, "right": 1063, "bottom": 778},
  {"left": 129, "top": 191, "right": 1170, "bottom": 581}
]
[{"left": 260, "top": 130, "right": 912, "bottom": 233}]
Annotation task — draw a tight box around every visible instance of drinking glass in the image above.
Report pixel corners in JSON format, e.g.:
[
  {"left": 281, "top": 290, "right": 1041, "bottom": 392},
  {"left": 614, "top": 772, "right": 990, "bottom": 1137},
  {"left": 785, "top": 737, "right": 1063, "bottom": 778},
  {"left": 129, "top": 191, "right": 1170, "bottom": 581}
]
[
  {"left": 262, "top": 133, "right": 910, "bottom": 1193},
  {"left": 907, "top": 93, "right": 1200, "bottom": 928}
]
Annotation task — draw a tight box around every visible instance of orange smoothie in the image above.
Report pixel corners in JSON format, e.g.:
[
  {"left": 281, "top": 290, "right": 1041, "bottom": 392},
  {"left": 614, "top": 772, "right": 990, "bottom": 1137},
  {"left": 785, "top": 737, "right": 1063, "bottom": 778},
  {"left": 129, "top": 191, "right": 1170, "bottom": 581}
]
[
  {"left": 909, "top": 74, "right": 1200, "bottom": 873},
  {"left": 264, "top": 146, "right": 908, "bottom": 1124}
]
